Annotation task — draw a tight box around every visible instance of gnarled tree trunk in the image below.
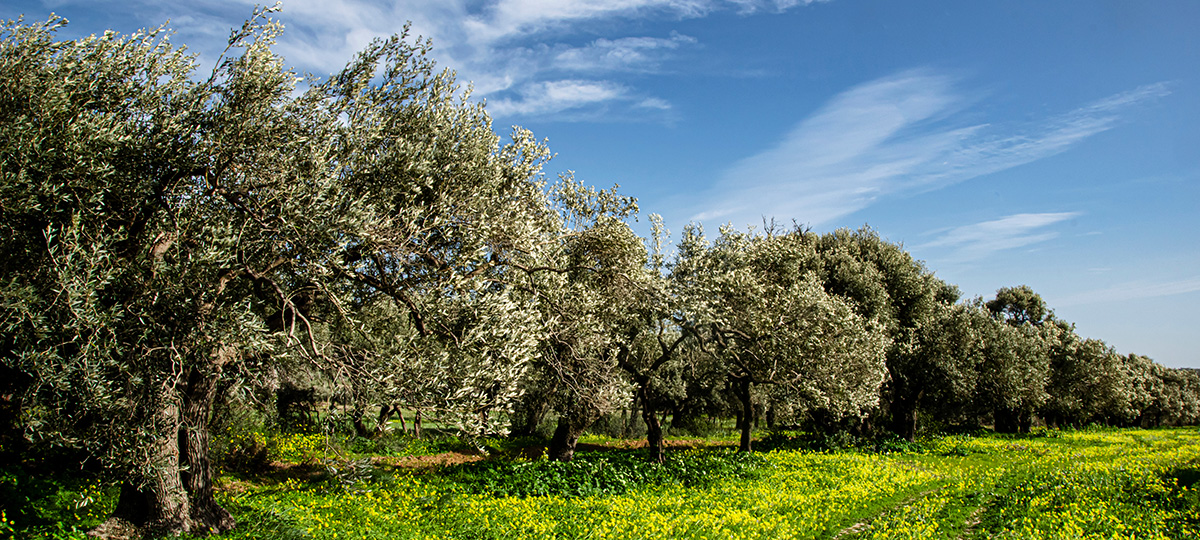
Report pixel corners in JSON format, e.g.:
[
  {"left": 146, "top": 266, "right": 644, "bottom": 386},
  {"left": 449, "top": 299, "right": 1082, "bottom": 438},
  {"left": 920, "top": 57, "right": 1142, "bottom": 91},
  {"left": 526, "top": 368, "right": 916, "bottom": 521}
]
[
  {"left": 510, "top": 390, "right": 554, "bottom": 437},
  {"left": 376, "top": 404, "right": 395, "bottom": 434},
  {"left": 90, "top": 397, "right": 191, "bottom": 540},
  {"left": 90, "top": 346, "right": 237, "bottom": 539},
  {"left": 351, "top": 402, "right": 372, "bottom": 439},
  {"left": 547, "top": 417, "right": 583, "bottom": 462},
  {"left": 889, "top": 388, "right": 923, "bottom": 442},
  {"left": 179, "top": 346, "right": 237, "bottom": 533},
  {"left": 993, "top": 406, "right": 1020, "bottom": 434}
]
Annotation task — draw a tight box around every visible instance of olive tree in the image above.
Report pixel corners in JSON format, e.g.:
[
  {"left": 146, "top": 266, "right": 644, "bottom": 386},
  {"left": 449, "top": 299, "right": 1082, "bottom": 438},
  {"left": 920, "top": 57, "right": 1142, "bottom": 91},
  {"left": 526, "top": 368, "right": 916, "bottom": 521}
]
[
  {"left": 300, "top": 19, "right": 556, "bottom": 440},
  {"left": 1039, "top": 323, "right": 1139, "bottom": 428},
  {"left": 1, "top": 14, "right": 309, "bottom": 536},
  {"left": 812, "top": 227, "right": 959, "bottom": 440},
  {"left": 1, "top": 10, "right": 554, "bottom": 537},
  {"left": 977, "top": 296, "right": 1052, "bottom": 433},
  {"left": 508, "top": 177, "right": 646, "bottom": 461},
  {"left": 986, "top": 285, "right": 1051, "bottom": 326},
  {"left": 673, "top": 224, "right": 888, "bottom": 452},
  {"left": 1136, "top": 362, "right": 1200, "bottom": 427},
  {"left": 903, "top": 297, "right": 1050, "bottom": 434},
  {"left": 609, "top": 214, "right": 697, "bottom": 463},
  {"left": 895, "top": 301, "right": 991, "bottom": 436}
]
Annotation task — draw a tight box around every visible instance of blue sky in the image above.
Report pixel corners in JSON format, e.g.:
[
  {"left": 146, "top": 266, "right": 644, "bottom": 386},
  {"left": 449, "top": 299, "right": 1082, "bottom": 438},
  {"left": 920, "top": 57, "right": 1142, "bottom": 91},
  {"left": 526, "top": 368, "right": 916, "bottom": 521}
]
[{"left": 5, "top": 1, "right": 1198, "bottom": 368}]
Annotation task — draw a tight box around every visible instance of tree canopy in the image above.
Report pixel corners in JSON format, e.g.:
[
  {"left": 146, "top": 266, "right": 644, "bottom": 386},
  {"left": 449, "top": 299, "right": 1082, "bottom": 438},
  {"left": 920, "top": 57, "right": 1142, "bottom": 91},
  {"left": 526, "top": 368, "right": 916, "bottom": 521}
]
[{"left": 1, "top": 9, "right": 557, "bottom": 537}]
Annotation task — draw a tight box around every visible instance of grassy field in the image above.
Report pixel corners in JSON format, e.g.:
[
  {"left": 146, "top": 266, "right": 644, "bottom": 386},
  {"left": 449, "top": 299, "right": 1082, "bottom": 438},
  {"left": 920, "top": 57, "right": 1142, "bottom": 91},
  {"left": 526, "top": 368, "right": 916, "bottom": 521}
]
[{"left": 4, "top": 427, "right": 1198, "bottom": 539}]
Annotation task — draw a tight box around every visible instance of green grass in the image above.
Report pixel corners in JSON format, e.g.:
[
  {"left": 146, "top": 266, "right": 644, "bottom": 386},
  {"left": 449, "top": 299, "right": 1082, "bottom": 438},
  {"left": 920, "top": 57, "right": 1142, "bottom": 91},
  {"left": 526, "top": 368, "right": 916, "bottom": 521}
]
[
  {"left": 0, "top": 461, "right": 117, "bottom": 540},
  {"left": 440, "top": 448, "right": 767, "bottom": 498},
  {"left": 5, "top": 427, "right": 1199, "bottom": 539}
]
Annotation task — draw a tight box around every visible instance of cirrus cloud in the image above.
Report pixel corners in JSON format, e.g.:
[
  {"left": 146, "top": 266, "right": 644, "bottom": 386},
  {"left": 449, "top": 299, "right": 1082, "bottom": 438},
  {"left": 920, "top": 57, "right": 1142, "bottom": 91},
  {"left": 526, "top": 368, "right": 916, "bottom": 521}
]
[
  {"left": 686, "top": 70, "right": 1169, "bottom": 230},
  {"left": 486, "top": 79, "right": 629, "bottom": 117},
  {"left": 49, "top": 0, "right": 818, "bottom": 118},
  {"left": 917, "top": 212, "right": 1082, "bottom": 262}
]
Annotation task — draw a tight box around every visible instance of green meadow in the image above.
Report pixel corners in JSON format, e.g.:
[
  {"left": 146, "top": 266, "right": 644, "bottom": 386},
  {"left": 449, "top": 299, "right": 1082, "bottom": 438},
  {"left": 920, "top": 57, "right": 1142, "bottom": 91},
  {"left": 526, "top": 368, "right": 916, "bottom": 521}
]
[{"left": 8, "top": 427, "right": 1197, "bottom": 540}]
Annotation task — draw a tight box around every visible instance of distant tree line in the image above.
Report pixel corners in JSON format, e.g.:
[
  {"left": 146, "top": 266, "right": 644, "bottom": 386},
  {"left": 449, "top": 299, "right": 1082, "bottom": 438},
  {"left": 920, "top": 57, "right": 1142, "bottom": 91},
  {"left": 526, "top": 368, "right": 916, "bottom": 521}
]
[{"left": 2, "top": 10, "right": 1197, "bottom": 538}]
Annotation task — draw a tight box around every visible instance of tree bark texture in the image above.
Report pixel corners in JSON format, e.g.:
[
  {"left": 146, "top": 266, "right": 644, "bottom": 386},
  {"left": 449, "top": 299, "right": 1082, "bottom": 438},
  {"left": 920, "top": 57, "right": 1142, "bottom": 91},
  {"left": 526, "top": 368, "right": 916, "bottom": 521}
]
[
  {"left": 91, "top": 399, "right": 192, "bottom": 539},
  {"left": 179, "top": 346, "right": 237, "bottom": 534},
  {"left": 351, "top": 402, "right": 372, "bottom": 439},
  {"left": 90, "top": 347, "right": 237, "bottom": 539},
  {"left": 993, "top": 406, "right": 1020, "bottom": 434},
  {"left": 510, "top": 391, "right": 553, "bottom": 437},
  {"left": 376, "top": 404, "right": 395, "bottom": 434},
  {"left": 628, "top": 395, "right": 642, "bottom": 438}
]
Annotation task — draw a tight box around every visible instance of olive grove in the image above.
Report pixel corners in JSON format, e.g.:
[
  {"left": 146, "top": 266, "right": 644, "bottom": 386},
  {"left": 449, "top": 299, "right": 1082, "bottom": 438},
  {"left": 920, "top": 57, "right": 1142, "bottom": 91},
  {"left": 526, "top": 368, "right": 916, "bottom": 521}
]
[{"left": 2, "top": 10, "right": 1199, "bottom": 539}]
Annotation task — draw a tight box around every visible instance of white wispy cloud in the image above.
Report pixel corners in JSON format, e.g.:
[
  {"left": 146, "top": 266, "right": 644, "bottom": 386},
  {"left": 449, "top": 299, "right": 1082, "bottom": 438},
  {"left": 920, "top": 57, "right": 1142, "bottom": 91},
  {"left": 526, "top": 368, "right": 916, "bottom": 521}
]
[
  {"left": 689, "top": 70, "right": 1170, "bottom": 228},
  {"left": 486, "top": 79, "right": 629, "bottom": 117},
  {"left": 461, "top": 0, "right": 713, "bottom": 45},
  {"left": 1054, "top": 277, "right": 1200, "bottom": 308},
  {"left": 637, "top": 97, "right": 673, "bottom": 110},
  {"left": 722, "top": 0, "right": 825, "bottom": 15},
  {"left": 58, "top": 0, "right": 816, "bottom": 118},
  {"left": 552, "top": 32, "right": 698, "bottom": 73},
  {"left": 264, "top": 0, "right": 793, "bottom": 117},
  {"left": 916, "top": 212, "right": 1082, "bottom": 262}
]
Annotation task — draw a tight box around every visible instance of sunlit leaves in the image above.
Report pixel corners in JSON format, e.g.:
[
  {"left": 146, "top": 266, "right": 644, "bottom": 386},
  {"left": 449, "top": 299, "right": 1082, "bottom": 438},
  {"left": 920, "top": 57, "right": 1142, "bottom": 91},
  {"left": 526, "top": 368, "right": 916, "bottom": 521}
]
[{"left": 673, "top": 225, "right": 889, "bottom": 426}]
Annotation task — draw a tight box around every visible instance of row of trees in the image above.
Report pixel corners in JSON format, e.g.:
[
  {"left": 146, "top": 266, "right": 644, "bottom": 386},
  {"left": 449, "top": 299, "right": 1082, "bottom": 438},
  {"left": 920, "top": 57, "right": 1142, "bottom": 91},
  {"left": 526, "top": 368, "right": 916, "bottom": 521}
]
[{"left": 2, "top": 10, "right": 1197, "bottom": 538}]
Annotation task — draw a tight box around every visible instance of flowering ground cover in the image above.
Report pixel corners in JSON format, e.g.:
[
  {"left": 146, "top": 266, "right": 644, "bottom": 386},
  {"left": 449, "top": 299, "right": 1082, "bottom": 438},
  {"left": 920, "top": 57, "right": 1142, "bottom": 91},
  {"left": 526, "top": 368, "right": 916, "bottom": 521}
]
[
  {"left": 207, "top": 428, "right": 1198, "bottom": 540},
  {"left": 5, "top": 428, "right": 1197, "bottom": 539}
]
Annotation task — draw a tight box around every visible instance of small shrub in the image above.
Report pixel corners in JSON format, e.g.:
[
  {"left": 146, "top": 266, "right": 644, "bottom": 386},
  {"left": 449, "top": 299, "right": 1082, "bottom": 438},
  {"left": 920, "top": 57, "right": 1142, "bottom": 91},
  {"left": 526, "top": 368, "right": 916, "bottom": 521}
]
[
  {"left": 322, "top": 457, "right": 376, "bottom": 491},
  {"left": 758, "top": 429, "right": 857, "bottom": 452},
  {"left": 220, "top": 432, "right": 271, "bottom": 473}
]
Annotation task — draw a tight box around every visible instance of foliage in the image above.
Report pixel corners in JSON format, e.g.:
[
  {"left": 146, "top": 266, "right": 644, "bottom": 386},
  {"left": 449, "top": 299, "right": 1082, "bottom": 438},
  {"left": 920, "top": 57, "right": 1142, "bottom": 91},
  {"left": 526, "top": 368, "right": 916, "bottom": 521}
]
[
  {"left": 986, "top": 285, "right": 1052, "bottom": 327},
  {"left": 758, "top": 430, "right": 925, "bottom": 454},
  {"left": 440, "top": 448, "right": 767, "bottom": 498},
  {"left": 673, "top": 224, "right": 889, "bottom": 450},
  {"left": 1041, "top": 325, "right": 1143, "bottom": 427},
  {"left": 810, "top": 227, "right": 959, "bottom": 440},
  {"left": 512, "top": 176, "right": 648, "bottom": 460},
  {"left": 1, "top": 8, "right": 558, "bottom": 535}
]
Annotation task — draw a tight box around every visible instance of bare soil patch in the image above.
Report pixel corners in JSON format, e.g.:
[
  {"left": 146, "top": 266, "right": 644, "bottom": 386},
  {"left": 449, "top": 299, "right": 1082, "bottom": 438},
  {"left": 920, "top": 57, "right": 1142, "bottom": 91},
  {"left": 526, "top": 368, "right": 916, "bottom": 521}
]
[{"left": 372, "top": 450, "right": 485, "bottom": 469}]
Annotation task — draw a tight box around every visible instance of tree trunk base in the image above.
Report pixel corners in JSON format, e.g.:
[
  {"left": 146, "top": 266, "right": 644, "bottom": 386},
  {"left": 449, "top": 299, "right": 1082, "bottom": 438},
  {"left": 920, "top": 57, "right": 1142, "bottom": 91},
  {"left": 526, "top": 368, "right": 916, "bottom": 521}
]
[
  {"left": 548, "top": 418, "right": 582, "bottom": 462},
  {"left": 88, "top": 514, "right": 234, "bottom": 540},
  {"left": 734, "top": 377, "right": 753, "bottom": 452},
  {"left": 88, "top": 491, "right": 235, "bottom": 539},
  {"left": 88, "top": 518, "right": 144, "bottom": 540},
  {"left": 189, "top": 502, "right": 236, "bottom": 536}
]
